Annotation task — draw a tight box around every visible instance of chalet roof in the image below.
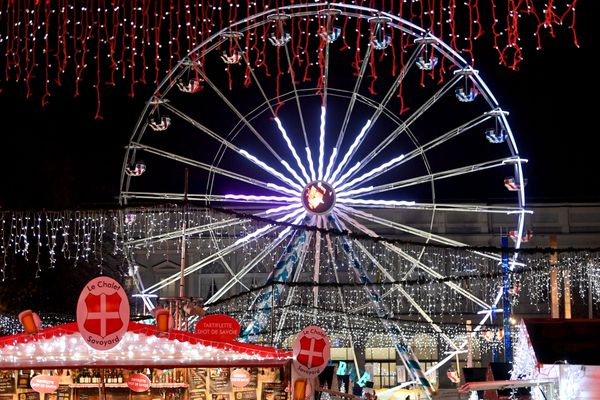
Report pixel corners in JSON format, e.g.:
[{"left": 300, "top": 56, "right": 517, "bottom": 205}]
[{"left": 0, "top": 322, "right": 292, "bottom": 370}]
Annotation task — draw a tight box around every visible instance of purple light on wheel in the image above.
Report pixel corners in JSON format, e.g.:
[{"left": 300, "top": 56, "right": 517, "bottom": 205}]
[{"left": 301, "top": 181, "right": 336, "bottom": 215}]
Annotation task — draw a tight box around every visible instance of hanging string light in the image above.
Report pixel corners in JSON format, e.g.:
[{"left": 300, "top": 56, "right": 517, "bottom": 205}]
[
  {"left": 2, "top": 205, "right": 600, "bottom": 354},
  {"left": 0, "top": 0, "right": 578, "bottom": 118}
]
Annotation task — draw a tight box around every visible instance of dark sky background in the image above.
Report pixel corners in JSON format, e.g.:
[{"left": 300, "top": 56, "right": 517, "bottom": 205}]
[{"left": 0, "top": 2, "right": 598, "bottom": 210}]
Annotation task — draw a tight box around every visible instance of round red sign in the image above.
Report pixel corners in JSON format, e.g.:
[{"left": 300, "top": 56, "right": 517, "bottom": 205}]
[
  {"left": 76, "top": 276, "right": 130, "bottom": 351},
  {"left": 127, "top": 373, "right": 151, "bottom": 392},
  {"left": 195, "top": 314, "right": 240, "bottom": 341},
  {"left": 30, "top": 375, "right": 59, "bottom": 394},
  {"left": 231, "top": 369, "right": 251, "bottom": 388},
  {"left": 292, "top": 326, "right": 330, "bottom": 378}
]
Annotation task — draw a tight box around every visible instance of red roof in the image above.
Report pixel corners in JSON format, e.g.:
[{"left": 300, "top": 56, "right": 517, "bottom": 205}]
[{"left": 0, "top": 322, "right": 292, "bottom": 369}]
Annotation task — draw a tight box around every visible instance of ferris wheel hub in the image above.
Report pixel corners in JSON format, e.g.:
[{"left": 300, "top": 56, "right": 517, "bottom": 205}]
[{"left": 301, "top": 180, "right": 336, "bottom": 215}]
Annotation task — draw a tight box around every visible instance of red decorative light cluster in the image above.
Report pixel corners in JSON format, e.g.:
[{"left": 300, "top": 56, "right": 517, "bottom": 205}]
[{"left": 0, "top": 0, "right": 578, "bottom": 118}]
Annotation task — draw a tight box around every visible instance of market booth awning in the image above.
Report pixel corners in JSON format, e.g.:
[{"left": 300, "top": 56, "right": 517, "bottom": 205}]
[{"left": 0, "top": 322, "right": 292, "bottom": 370}]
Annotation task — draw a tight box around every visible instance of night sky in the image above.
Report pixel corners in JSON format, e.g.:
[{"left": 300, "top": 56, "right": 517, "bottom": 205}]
[{"left": 0, "top": 1, "right": 598, "bottom": 210}]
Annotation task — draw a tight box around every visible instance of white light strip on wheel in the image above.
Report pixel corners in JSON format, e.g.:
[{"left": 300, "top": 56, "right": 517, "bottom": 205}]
[
  {"left": 277, "top": 212, "right": 307, "bottom": 239},
  {"left": 335, "top": 186, "right": 374, "bottom": 197},
  {"left": 305, "top": 146, "right": 317, "bottom": 181},
  {"left": 224, "top": 194, "right": 297, "bottom": 202},
  {"left": 267, "top": 183, "right": 301, "bottom": 196},
  {"left": 337, "top": 198, "right": 415, "bottom": 207},
  {"left": 329, "top": 119, "right": 371, "bottom": 183},
  {"left": 366, "top": 156, "right": 524, "bottom": 196},
  {"left": 318, "top": 106, "right": 326, "bottom": 180},
  {"left": 280, "top": 160, "right": 307, "bottom": 186},
  {"left": 240, "top": 149, "right": 303, "bottom": 191},
  {"left": 265, "top": 203, "right": 303, "bottom": 215},
  {"left": 336, "top": 154, "right": 405, "bottom": 191},
  {"left": 274, "top": 117, "right": 311, "bottom": 183},
  {"left": 332, "top": 162, "right": 361, "bottom": 189},
  {"left": 323, "top": 147, "right": 337, "bottom": 182}
]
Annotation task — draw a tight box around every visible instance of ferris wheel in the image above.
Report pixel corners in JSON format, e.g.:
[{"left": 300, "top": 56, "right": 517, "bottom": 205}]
[{"left": 119, "top": 2, "right": 529, "bottom": 395}]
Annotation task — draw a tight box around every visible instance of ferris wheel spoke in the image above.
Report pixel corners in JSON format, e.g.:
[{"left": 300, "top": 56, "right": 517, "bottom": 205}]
[
  {"left": 263, "top": 203, "right": 304, "bottom": 216},
  {"left": 334, "top": 209, "right": 491, "bottom": 309},
  {"left": 331, "top": 42, "right": 373, "bottom": 169},
  {"left": 330, "top": 38, "right": 423, "bottom": 179},
  {"left": 281, "top": 35, "right": 312, "bottom": 166},
  {"left": 273, "top": 228, "right": 315, "bottom": 343},
  {"left": 337, "top": 202, "right": 529, "bottom": 268},
  {"left": 315, "top": 34, "right": 335, "bottom": 182},
  {"left": 161, "top": 102, "right": 305, "bottom": 187},
  {"left": 337, "top": 199, "right": 531, "bottom": 216},
  {"left": 240, "top": 213, "right": 311, "bottom": 339},
  {"left": 350, "top": 239, "right": 460, "bottom": 351},
  {"left": 329, "top": 120, "right": 372, "bottom": 184},
  {"left": 342, "top": 74, "right": 462, "bottom": 182},
  {"left": 161, "top": 102, "right": 242, "bottom": 153},
  {"left": 236, "top": 208, "right": 306, "bottom": 247},
  {"left": 337, "top": 113, "right": 493, "bottom": 190},
  {"left": 222, "top": 194, "right": 298, "bottom": 205},
  {"left": 228, "top": 37, "right": 311, "bottom": 187},
  {"left": 322, "top": 227, "right": 363, "bottom": 361},
  {"left": 127, "top": 142, "right": 299, "bottom": 195},
  {"left": 365, "top": 39, "right": 424, "bottom": 127},
  {"left": 203, "top": 228, "right": 297, "bottom": 309},
  {"left": 274, "top": 117, "right": 311, "bottom": 184},
  {"left": 141, "top": 211, "right": 301, "bottom": 295},
  {"left": 191, "top": 64, "right": 288, "bottom": 164},
  {"left": 120, "top": 192, "right": 297, "bottom": 206},
  {"left": 124, "top": 217, "right": 245, "bottom": 248},
  {"left": 362, "top": 156, "right": 527, "bottom": 196},
  {"left": 334, "top": 152, "right": 407, "bottom": 190},
  {"left": 337, "top": 204, "right": 465, "bottom": 247},
  {"left": 312, "top": 216, "right": 324, "bottom": 311}
]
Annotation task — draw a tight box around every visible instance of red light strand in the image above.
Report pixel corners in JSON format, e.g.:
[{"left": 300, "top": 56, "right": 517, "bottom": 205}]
[
  {"left": 0, "top": 0, "right": 580, "bottom": 115},
  {"left": 42, "top": 0, "right": 51, "bottom": 106},
  {"left": 95, "top": 0, "right": 102, "bottom": 119}
]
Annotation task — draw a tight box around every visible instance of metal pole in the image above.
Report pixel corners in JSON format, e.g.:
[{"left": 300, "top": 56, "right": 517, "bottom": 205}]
[
  {"left": 178, "top": 168, "right": 189, "bottom": 330},
  {"left": 501, "top": 234, "right": 513, "bottom": 363},
  {"left": 550, "top": 235, "right": 559, "bottom": 318},
  {"left": 466, "top": 320, "right": 473, "bottom": 368},
  {"left": 589, "top": 261, "right": 594, "bottom": 319}
]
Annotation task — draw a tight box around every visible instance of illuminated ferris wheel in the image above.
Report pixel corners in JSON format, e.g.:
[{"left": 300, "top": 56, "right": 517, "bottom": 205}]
[{"left": 119, "top": 2, "right": 529, "bottom": 393}]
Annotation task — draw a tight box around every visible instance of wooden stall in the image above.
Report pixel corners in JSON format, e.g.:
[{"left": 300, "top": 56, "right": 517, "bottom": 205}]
[{"left": 0, "top": 322, "right": 292, "bottom": 400}]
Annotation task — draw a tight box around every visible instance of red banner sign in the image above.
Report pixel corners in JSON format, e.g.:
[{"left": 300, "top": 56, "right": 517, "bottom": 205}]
[
  {"left": 127, "top": 374, "right": 151, "bottom": 392},
  {"left": 30, "top": 375, "right": 59, "bottom": 394},
  {"left": 195, "top": 314, "right": 240, "bottom": 341},
  {"left": 293, "top": 326, "right": 330, "bottom": 378},
  {"left": 76, "top": 276, "right": 130, "bottom": 351}
]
